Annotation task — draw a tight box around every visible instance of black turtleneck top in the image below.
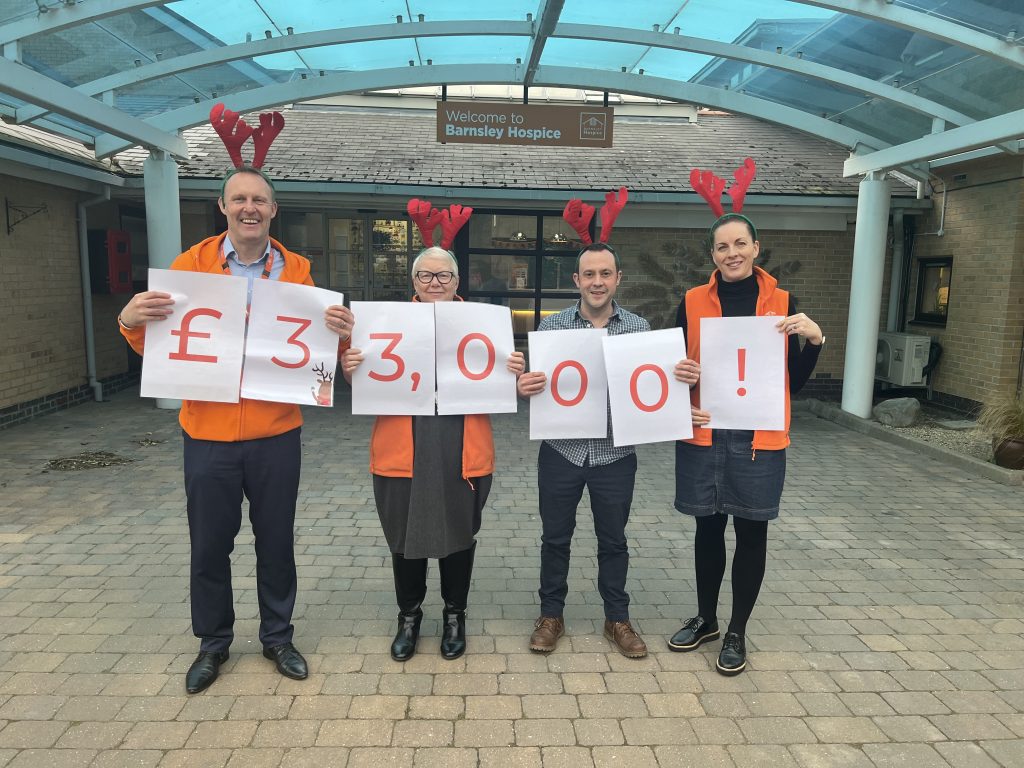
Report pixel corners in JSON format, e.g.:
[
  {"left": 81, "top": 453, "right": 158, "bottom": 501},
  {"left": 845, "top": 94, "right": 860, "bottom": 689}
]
[{"left": 674, "top": 273, "right": 821, "bottom": 394}]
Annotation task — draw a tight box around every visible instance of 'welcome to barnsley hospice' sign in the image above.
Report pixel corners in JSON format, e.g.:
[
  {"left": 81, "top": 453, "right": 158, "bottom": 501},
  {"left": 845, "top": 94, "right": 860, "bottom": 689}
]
[{"left": 436, "top": 102, "right": 614, "bottom": 147}]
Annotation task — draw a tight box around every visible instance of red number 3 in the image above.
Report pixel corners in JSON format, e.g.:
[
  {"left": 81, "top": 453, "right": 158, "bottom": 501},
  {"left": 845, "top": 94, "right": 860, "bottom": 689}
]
[
  {"left": 368, "top": 333, "right": 405, "bottom": 382},
  {"left": 272, "top": 316, "right": 311, "bottom": 369}
]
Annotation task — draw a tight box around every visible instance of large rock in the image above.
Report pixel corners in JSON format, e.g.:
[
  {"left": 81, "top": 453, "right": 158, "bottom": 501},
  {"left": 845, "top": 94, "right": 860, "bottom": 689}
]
[{"left": 873, "top": 397, "right": 921, "bottom": 427}]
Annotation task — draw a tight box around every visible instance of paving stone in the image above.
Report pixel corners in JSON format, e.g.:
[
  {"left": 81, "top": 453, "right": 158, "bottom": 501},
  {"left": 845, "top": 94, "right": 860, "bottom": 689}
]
[{"left": 3, "top": 397, "right": 1024, "bottom": 765}]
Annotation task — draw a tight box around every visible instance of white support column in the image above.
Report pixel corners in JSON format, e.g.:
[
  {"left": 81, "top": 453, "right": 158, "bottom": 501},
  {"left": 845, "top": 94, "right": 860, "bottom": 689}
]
[
  {"left": 841, "top": 172, "right": 891, "bottom": 418},
  {"left": 143, "top": 150, "right": 183, "bottom": 409}
]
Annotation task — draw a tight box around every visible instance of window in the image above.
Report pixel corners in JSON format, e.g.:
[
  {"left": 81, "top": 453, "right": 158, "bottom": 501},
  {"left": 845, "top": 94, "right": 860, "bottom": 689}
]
[{"left": 913, "top": 258, "right": 952, "bottom": 326}]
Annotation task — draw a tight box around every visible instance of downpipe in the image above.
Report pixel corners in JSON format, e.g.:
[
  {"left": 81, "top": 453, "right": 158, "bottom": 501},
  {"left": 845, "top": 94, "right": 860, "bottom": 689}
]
[{"left": 77, "top": 188, "right": 111, "bottom": 402}]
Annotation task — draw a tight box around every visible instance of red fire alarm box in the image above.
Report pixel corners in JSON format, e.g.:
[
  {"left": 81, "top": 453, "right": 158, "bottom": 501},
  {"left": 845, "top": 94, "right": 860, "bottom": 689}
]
[{"left": 88, "top": 229, "right": 132, "bottom": 294}]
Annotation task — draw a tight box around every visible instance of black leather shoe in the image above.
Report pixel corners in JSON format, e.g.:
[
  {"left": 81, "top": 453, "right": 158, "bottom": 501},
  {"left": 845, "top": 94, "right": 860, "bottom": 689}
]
[
  {"left": 263, "top": 642, "right": 308, "bottom": 680},
  {"left": 717, "top": 632, "right": 747, "bottom": 676},
  {"left": 440, "top": 609, "right": 466, "bottom": 660},
  {"left": 391, "top": 610, "right": 423, "bottom": 662},
  {"left": 668, "top": 616, "right": 720, "bottom": 652},
  {"left": 185, "top": 650, "right": 228, "bottom": 694}
]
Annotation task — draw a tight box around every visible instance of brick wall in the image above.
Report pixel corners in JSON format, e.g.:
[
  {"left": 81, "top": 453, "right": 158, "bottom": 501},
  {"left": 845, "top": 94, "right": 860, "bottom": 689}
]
[
  {"left": 0, "top": 176, "right": 88, "bottom": 408},
  {"left": 907, "top": 157, "right": 1024, "bottom": 406},
  {"left": 0, "top": 175, "right": 134, "bottom": 414},
  {"left": 612, "top": 222, "right": 880, "bottom": 396}
]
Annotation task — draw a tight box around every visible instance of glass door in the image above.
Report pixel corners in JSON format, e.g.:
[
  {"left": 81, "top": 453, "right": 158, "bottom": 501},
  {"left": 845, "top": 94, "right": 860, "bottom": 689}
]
[{"left": 371, "top": 218, "right": 413, "bottom": 302}]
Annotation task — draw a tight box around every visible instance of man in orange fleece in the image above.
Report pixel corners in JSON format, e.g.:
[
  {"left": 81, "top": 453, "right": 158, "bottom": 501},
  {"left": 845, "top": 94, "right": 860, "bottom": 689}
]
[{"left": 118, "top": 167, "right": 353, "bottom": 693}]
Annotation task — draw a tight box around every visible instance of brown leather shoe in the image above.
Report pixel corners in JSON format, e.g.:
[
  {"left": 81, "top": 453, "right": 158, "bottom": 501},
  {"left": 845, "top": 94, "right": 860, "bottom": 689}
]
[
  {"left": 603, "top": 620, "right": 648, "bottom": 658},
  {"left": 529, "top": 616, "right": 564, "bottom": 653}
]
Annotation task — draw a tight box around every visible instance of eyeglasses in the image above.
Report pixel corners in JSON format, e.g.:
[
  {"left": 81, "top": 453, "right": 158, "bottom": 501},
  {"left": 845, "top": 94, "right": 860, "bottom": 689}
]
[{"left": 414, "top": 270, "right": 455, "bottom": 285}]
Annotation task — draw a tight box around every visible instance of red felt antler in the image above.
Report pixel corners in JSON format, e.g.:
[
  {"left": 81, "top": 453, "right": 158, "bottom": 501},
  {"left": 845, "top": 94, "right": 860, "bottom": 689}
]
[
  {"left": 689, "top": 168, "right": 727, "bottom": 218},
  {"left": 562, "top": 198, "right": 595, "bottom": 245},
  {"left": 726, "top": 157, "right": 756, "bottom": 213},
  {"left": 407, "top": 199, "right": 445, "bottom": 247},
  {"left": 438, "top": 204, "right": 473, "bottom": 250},
  {"left": 250, "top": 111, "right": 285, "bottom": 169},
  {"left": 598, "top": 187, "right": 628, "bottom": 243},
  {"left": 210, "top": 103, "right": 253, "bottom": 169}
]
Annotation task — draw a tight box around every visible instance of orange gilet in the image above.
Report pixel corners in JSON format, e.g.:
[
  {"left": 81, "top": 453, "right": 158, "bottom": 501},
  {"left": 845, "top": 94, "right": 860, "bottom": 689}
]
[
  {"left": 369, "top": 414, "right": 495, "bottom": 480},
  {"left": 119, "top": 233, "right": 313, "bottom": 442},
  {"left": 347, "top": 293, "right": 495, "bottom": 479},
  {"left": 684, "top": 266, "right": 791, "bottom": 450}
]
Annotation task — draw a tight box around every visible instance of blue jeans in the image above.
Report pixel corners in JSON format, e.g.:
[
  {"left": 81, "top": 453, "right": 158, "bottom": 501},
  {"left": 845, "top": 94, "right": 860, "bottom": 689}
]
[{"left": 537, "top": 443, "right": 637, "bottom": 621}]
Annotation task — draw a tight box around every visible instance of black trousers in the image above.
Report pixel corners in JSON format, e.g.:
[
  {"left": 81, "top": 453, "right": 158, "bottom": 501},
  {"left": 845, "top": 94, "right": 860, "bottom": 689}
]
[
  {"left": 183, "top": 428, "right": 301, "bottom": 652},
  {"left": 537, "top": 443, "right": 637, "bottom": 621}
]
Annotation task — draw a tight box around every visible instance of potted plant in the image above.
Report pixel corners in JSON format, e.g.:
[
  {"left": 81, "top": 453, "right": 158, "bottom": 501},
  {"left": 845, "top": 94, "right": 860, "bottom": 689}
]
[{"left": 976, "top": 393, "right": 1024, "bottom": 470}]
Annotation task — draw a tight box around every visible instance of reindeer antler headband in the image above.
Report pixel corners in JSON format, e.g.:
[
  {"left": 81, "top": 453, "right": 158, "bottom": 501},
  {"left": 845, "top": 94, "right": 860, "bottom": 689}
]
[
  {"left": 210, "top": 103, "right": 285, "bottom": 195},
  {"left": 407, "top": 199, "right": 473, "bottom": 252},
  {"left": 562, "top": 187, "right": 629, "bottom": 248},
  {"left": 211, "top": 103, "right": 284, "bottom": 170},
  {"left": 689, "top": 157, "right": 758, "bottom": 239}
]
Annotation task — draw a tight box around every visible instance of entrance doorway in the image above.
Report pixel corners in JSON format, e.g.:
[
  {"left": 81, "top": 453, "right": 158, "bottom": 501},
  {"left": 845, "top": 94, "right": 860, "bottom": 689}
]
[{"left": 276, "top": 211, "right": 421, "bottom": 302}]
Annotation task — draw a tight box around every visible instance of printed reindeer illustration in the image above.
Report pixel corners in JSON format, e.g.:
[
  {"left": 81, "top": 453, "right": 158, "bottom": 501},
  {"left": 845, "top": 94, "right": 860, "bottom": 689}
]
[{"left": 311, "top": 361, "right": 334, "bottom": 406}]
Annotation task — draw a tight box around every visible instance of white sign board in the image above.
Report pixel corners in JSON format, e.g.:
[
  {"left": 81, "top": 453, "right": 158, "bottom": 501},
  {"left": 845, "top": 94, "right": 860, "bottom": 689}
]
[
  {"left": 350, "top": 301, "right": 436, "bottom": 415},
  {"left": 699, "top": 316, "right": 785, "bottom": 430},
  {"left": 240, "top": 281, "right": 344, "bottom": 407},
  {"left": 435, "top": 302, "right": 517, "bottom": 415},
  {"left": 140, "top": 269, "right": 247, "bottom": 403},
  {"left": 527, "top": 328, "right": 608, "bottom": 440},
  {"left": 603, "top": 327, "right": 693, "bottom": 446}
]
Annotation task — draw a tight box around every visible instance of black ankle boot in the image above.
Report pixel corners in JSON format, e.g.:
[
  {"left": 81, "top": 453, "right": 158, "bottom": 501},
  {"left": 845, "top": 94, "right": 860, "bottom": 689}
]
[
  {"left": 391, "top": 554, "right": 427, "bottom": 660},
  {"left": 440, "top": 606, "right": 466, "bottom": 660},
  {"left": 438, "top": 542, "right": 475, "bottom": 660},
  {"left": 391, "top": 608, "right": 423, "bottom": 662}
]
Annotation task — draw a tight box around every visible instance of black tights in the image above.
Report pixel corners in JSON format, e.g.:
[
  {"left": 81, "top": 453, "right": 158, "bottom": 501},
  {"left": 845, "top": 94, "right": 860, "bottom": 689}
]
[{"left": 695, "top": 515, "right": 768, "bottom": 637}]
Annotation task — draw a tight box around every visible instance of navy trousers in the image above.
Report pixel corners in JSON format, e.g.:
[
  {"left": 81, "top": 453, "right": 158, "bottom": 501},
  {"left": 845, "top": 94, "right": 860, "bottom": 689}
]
[
  {"left": 183, "top": 428, "right": 301, "bottom": 652},
  {"left": 537, "top": 443, "right": 637, "bottom": 621}
]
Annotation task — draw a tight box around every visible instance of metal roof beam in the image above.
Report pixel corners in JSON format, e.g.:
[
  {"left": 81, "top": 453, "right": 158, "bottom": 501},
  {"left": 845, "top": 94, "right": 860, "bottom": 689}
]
[
  {"left": 532, "top": 64, "right": 896, "bottom": 158},
  {"left": 844, "top": 107, "right": 1024, "bottom": 176},
  {"left": 0, "top": 0, "right": 164, "bottom": 46},
  {"left": 791, "top": 0, "right": 1024, "bottom": 70},
  {"left": 15, "top": 20, "right": 532, "bottom": 124},
  {"left": 0, "top": 57, "right": 187, "bottom": 158},
  {"left": 92, "top": 62, "right": 885, "bottom": 161},
  {"left": 523, "top": 0, "right": 564, "bottom": 88},
  {"left": 93, "top": 63, "right": 522, "bottom": 157},
  {"left": 555, "top": 23, "right": 975, "bottom": 127}
]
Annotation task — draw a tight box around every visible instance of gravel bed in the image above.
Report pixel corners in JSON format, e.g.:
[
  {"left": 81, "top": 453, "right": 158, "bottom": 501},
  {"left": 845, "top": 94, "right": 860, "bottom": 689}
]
[{"left": 875, "top": 409, "right": 993, "bottom": 463}]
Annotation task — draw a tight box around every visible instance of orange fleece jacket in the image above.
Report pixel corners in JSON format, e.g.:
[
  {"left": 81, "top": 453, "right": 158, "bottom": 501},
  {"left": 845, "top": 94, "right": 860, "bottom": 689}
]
[{"left": 120, "top": 233, "right": 313, "bottom": 442}]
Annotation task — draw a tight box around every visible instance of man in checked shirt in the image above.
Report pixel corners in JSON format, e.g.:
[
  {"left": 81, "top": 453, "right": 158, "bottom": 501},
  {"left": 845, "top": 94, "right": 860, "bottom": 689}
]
[{"left": 518, "top": 244, "right": 700, "bottom": 657}]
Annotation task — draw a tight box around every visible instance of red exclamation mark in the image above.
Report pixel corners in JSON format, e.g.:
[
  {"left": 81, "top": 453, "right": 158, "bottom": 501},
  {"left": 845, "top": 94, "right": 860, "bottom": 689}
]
[{"left": 737, "top": 348, "right": 747, "bottom": 396}]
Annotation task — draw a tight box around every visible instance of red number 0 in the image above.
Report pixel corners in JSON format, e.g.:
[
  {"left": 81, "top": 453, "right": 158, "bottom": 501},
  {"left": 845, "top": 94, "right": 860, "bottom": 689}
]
[
  {"left": 629, "top": 364, "right": 669, "bottom": 413},
  {"left": 457, "top": 333, "right": 495, "bottom": 381},
  {"left": 368, "top": 333, "right": 405, "bottom": 382},
  {"left": 550, "top": 360, "right": 588, "bottom": 407},
  {"left": 271, "top": 316, "right": 312, "bottom": 369}
]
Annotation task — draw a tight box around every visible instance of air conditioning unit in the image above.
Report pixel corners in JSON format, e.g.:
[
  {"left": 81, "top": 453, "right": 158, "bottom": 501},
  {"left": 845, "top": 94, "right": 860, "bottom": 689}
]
[{"left": 876, "top": 332, "right": 930, "bottom": 386}]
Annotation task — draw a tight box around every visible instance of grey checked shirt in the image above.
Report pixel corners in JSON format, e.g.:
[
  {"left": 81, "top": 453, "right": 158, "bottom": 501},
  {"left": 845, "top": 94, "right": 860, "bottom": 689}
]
[{"left": 537, "top": 300, "right": 651, "bottom": 467}]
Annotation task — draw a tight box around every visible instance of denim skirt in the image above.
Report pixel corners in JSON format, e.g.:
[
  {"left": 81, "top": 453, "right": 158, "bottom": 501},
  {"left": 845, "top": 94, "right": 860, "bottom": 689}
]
[{"left": 674, "top": 429, "right": 786, "bottom": 522}]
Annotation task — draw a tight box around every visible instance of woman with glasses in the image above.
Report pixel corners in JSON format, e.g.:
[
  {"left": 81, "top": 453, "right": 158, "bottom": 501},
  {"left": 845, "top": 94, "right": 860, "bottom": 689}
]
[{"left": 342, "top": 246, "right": 525, "bottom": 662}]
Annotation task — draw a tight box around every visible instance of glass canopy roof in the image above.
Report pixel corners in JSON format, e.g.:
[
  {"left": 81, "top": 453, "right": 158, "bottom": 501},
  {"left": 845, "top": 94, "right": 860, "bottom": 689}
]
[{"left": 0, "top": 0, "right": 1021, "bottom": 175}]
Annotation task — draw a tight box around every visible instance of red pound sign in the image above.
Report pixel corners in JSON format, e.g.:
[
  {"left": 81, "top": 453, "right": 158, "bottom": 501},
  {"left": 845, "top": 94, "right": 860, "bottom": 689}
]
[
  {"left": 457, "top": 333, "right": 495, "bottom": 381},
  {"left": 367, "top": 333, "right": 405, "bottom": 382},
  {"left": 271, "top": 316, "right": 312, "bottom": 369},
  {"left": 629, "top": 364, "right": 669, "bottom": 413},
  {"left": 169, "top": 308, "right": 222, "bottom": 363},
  {"left": 550, "top": 360, "right": 588, "bottom": 407}
]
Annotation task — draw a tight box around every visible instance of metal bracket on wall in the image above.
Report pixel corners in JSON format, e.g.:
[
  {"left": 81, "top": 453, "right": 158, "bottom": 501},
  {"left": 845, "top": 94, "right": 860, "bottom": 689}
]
[{"left": 5, "top": 197, "right": 48, "bottom": 234}]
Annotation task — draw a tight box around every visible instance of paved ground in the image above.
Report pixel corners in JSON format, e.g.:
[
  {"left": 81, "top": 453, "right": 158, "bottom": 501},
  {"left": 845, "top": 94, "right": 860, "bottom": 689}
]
[{"left": 1, "top": 389, "right": 1023, "bottom": 767}]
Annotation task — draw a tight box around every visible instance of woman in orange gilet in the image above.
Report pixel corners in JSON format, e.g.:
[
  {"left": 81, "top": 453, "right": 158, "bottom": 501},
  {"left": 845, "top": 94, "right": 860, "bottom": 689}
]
[{"left": 667, "top": 211, "right": 824, "bottom": 676}]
